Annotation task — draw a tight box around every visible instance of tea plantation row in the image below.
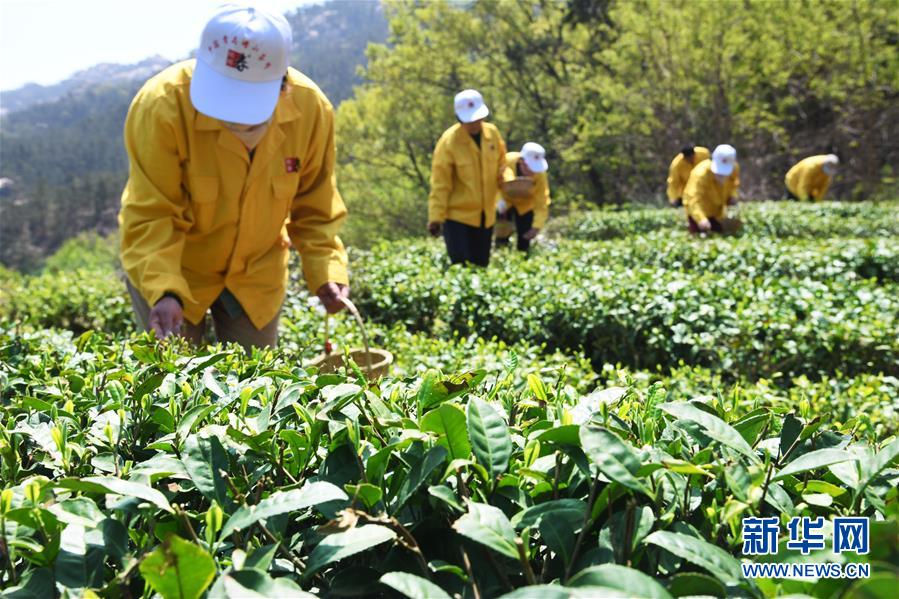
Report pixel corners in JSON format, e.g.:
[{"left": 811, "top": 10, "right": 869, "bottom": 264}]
[
  {"left": 1, "top": 329, "right": 897, "bottom": 598},
  {"left": 352, "top": 238, "right": 899, "bottom": 380},
  {"left": 1, "top": 200, "right": 897, "bottom": 598}
]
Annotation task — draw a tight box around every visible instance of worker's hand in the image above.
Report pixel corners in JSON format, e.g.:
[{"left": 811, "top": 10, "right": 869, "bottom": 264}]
[
  {"left": 316, "top": 282, "right": 350, "bottom": 314},
  {"left": 427, "top": 222, "right": 442, "bottom": 237},
  {"left": 727, "top": 196, "right": 738, "bottom": 206},
  {"left": 149, "top": 297, "right": 183, "bottom": 340},
  {"left": 697, "top": 218, "right": 712, "bottom": 233},
  {"left": 522, "top": 227, "right": 540, "bottom": 241}
]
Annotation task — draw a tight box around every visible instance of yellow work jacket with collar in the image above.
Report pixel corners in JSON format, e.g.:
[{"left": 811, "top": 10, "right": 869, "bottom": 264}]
[
  {"left": 666, "top": 147, "right": 710, "bottom": 203},
  {"left": 785, "top": 155, "right": 833, "bottom": 201},
  {"left": 500, "top": 152, "right": 551, "bottom": 229},
  {"left": 428, "top": 122, "right": 507, "bottom": 228},
  {"left": 119, "top": 60, "right": 348, "bottom": 329},
  {"left": 683, "top": 159, "right": 740, "bottom": 222}
]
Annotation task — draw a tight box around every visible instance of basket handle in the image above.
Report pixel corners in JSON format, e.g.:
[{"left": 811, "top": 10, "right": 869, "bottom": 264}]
[{"left": 322, "top": 297, "right": 374, "bottom": 374}]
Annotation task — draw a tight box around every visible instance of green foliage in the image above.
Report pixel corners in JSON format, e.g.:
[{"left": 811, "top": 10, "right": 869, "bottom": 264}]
[
  {"left": 1, "top": 196, "right": 897, "bottom": 597},
  {"left": 0, "top": 331, "right": 896, "bottom": 596},
  {"left": 554, "top": 201, "right": 899, "bottom": 241},
  {"left": 352, "top": 207, "right": 899, "bottom": 381},
  {"left": 337, "top": 0, "right": 899, "bottom": 246},
  {"left": 42, "top": 232, "right": 119, "bottom": 274},
  {"left": 0, "top": 268, "right": 132, "bottom": 334}
]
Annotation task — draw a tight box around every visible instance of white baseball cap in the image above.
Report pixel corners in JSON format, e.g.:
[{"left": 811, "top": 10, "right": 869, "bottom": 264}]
[
  {"left": 454, "top": 89, "right": 489, "bottom": 123},
  {"left": 190, "top": 4, "right": 292, "bottom": 125},
  {"left": 822, "top": 154, "right": 839, "bottom": 175},
  {"left": 710, "top": 144, "right": 737, "bottom": 176},
  {"left": 521, "top": 142, "right": 548, "bottom": 173}
]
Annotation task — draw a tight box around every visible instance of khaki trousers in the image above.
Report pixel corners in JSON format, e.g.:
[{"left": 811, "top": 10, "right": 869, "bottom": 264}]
[{"left": 126, "top": 279, "right": 279, "bottom": 351}]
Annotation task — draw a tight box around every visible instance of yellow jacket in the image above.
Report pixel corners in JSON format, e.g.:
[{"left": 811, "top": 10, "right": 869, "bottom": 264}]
[
  {"left": 785, "top": 155, "right": 833, "bottom": 201},
  {"left": 500, "top": 152, "right": 551, "bottom": 229},
  {"left": 119, "top": 60, "right": 348, "bottom": 329},
  {"left": 666, "top": 147, "right": 710, "bottom": 203},
  {"left": 683, "top": 159, "right": 740, "bottom": 222},
  {"left": 428, "top": 122, "right": 507, "bottom": 228}
]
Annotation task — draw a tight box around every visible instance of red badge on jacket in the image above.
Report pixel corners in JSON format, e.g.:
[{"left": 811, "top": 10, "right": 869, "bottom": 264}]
[{"left": 285, "top": 157, "right": 299, "bottom": 173}]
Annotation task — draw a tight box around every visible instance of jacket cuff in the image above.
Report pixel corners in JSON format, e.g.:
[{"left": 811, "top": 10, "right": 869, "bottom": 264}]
[{"left": 304, "top": 259, "right": 350, "bottom": 294}]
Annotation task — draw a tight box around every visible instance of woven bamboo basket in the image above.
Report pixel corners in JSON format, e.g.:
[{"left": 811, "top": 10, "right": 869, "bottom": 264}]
[
  {"left": 502, "top": 177, "right": 535, "bottom": 199},
  {"left": 306, "top": 297, "right": 392, "bottom": 380},
  {"left": 494, "top": 217, "right": 515, "bottom": 239}
]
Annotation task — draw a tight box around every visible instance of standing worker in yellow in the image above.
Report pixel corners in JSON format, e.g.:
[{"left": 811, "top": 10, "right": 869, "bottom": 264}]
[
  {"left": 427, "top": 89, "right": 507, "bottom": 266},
  {"left": 785, "top": 154, "right": 839, "bottom": 201},
  {"left": 119, "top": 4, "right": 350, "bottom": 351},
  {"left": 666, "top": 145, "right": 709, "bottom": 207},
  {"left": 683, "top": 144, "right": 741, "bottom": 234},
  {"left": 496, "top": 142, "right": 551, "bottom": 253}
]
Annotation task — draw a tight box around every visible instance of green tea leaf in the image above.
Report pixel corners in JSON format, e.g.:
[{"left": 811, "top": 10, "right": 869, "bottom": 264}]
[
  {"left": 467, "top": 398, "right": 512, "bottom": 480},
  {"left": 220, "top": 481, "right": 348, "bottom": 538},
  {"left": 452, "top": 501, "right": 519, "bottom": 560},
  {"left": 139, "top": 535, "right": 216, "bottom": 599},
  {"left": 773, "top": 448, "right": 857, "bottom": 482},
  {"left": 392, "top": 445, "right": 448, "bottom": 514},
  {"left": 540, "top": 516, "right": 576, "bottom": 567},
  {"left": 304, "top": 525, "right": 396, "bottom": 577},
  {"left": 380, "top": 572, "right": 451, "bottom": 599},
  {"left": 666, "top": 572, "right": 726, "bottom": 598},
  {"left": 567, "top": 564, "right": 673, "bottom": 599},
  {"left": 222, "top": 570, "right": 316, "bottom": 597},
  {"left": 644, "top": 530, "right": 742, "bottom": 584},
  {"left": 421, "top": 403, "right": 471, "bottom": 460},
  {"left": 345, "top": 483, "right": 383, "bottom": 510},
  {"left": 579, "top": 425, "right": 648, "bottom": 494},
  {"left": 659, "top": 402, "right": 760, "bottom": 463},
  {"left": 857, "top": 437, "right": 899, "bottom": 496},
  {"left": 55, "top": 476, "right": 172, "bottom": 513},
  {"left": 181, "top": 434, "right": 229, "bottom": 508},
  {"left": 511, "top": 499, "right": 586, "bottom": 530}
]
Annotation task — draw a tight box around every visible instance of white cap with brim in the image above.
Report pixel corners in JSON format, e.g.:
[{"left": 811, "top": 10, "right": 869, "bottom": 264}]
[
  {"left": 521, "top": 142, "right": 548, "bottom": 173},
  {"left": 190, "top": 3, "right": 292, "bottom": 125},
  {"left": 710, "top": 144, "right": 737, "bottom": 176},
  {"left": 454, "top": 89, "right": 489, "bottom": 123}
]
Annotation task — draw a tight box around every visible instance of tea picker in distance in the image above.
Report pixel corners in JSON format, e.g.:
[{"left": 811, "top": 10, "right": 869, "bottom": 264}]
[
  {"left": 682, "top": 144, "right": 742, "bottom": 234},
  {"left": 427, "top": 89, "right": 507, "bottom": 266},
  {"left": 666, "top": 144, "right": 710, "bottom": 207},
  {"left": 496, "top": 142, "right": 551, "bottom": 253},
  {"left": 119, "top": 3, "right": 350, "bottom": 351},
  {"left": 785, "top": 154, "right": 840, "bottom": 202}
]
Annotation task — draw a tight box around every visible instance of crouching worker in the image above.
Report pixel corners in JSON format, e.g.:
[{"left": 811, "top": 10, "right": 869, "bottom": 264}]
[
  {"left": 428, "top": 89, "right": 507, "bottom": 266},
  {"left": 119, "top": 4, "right": 350, "bottom": 351},
  {"left": 496, "top": 142, "right": 551, "bottom": 253},
  {"left": 683, "top": 144, "right": 742, "bottom": 234},
  {"left": 785, "top": 154, "right": 839, "bottom": 201},
  {"left": 666, "top": 145, "right": 709, "bottom": 207}
]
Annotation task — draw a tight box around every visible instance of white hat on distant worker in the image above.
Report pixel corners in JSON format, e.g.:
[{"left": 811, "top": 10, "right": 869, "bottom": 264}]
[
  {"left": 710, "top": 144, "right": 737, "bottom": 177},
  {"left": 454, "top": 89, "right": 490, "bottom": 123},
  {"left": 521, "top": 142, "right": 549, "bottom": 173}
]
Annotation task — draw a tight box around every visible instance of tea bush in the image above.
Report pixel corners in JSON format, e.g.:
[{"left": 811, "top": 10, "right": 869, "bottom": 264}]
[
  {"left": 352, "top": 240, "right": 899, "bottom": 380},
  {"left": 1, "top": 331, "right": 896, "bottom": 598},
  {"left": 552, "top": 201, "right": 899, "bottom": 241},
  {"left": 1, "top": 200, "right": 897, "bottom": 597}
]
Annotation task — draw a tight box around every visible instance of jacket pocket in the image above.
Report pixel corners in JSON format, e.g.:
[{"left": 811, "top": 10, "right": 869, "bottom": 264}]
[
  {"left": 271, "top": 173, "right": 300, "bottom": 223},
  {"left": 189, "top": 176, "right": 219, "bottom": 232}
]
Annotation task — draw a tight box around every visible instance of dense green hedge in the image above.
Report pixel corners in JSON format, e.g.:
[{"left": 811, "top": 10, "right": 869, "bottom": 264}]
[
  {"left": 552, "top": 201, "right": 899, "bottom": 241},
  {"left": 352, "top": 240, "right": 899, "bottom": 380},
  {"left": 1, "top": 331, "right": 896, "bottom": 597}
]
